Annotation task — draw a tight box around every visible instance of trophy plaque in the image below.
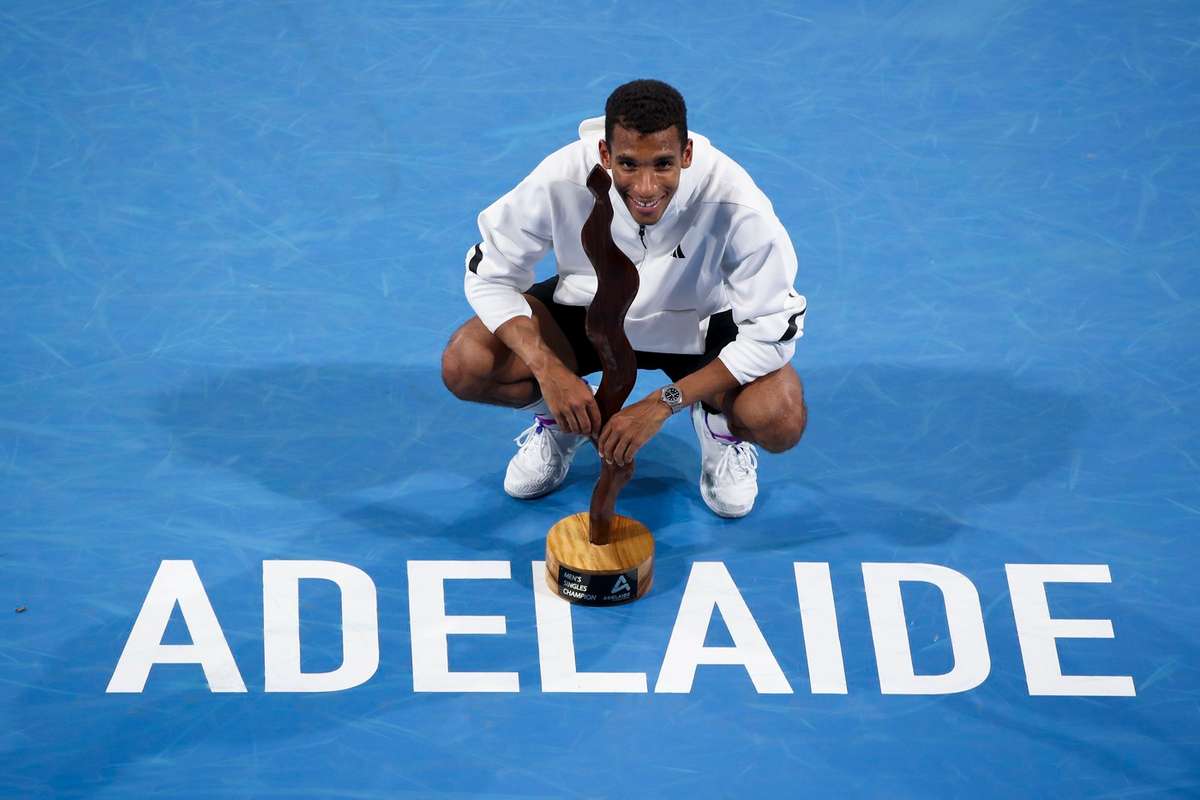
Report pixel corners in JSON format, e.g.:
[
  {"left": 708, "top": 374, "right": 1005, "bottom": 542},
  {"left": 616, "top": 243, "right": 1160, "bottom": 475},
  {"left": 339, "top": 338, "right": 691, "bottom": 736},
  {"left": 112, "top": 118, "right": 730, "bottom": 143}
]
[{"left": 544, "top": 164, "right": 654, "bottom": 606}]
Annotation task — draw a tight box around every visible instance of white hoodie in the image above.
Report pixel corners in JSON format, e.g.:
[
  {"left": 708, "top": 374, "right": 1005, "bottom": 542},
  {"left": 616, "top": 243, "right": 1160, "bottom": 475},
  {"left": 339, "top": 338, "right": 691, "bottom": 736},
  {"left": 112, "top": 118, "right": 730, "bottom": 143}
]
[{"left": 464, "top": 117, "right": 807, "bottom": 385}]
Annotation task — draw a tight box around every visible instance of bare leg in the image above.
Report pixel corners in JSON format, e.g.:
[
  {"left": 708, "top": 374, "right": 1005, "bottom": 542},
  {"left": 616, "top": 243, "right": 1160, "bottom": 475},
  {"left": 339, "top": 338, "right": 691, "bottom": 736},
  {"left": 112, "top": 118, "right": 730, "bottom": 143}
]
[
  {"left": 441, "top": 296, "right": 579, "bottom": 408},
  {"left": 711, "top": 365, "right": 807, "bottom": 453}
]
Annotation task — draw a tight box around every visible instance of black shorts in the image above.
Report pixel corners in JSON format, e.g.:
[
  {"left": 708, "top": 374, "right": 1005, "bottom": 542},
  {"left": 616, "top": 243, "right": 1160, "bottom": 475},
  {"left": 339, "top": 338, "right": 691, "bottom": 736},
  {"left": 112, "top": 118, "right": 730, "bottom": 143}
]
[{"left": 524, "top": 276, "right": 737, "bottom": 381}]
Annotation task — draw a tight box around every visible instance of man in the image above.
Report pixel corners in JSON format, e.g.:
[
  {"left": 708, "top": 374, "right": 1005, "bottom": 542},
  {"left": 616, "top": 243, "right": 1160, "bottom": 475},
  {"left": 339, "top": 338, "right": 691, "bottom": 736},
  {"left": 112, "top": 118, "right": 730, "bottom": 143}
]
[{"left": 441, "top": 79, "right": 807, "bottom": 518}]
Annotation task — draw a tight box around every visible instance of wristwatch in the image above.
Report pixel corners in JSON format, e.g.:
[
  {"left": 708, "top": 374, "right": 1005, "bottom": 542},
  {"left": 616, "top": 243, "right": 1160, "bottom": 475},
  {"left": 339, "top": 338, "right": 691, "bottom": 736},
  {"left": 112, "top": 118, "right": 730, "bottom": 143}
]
[{"left": 658, "top": 383, "right": 686, "bottom": 414}]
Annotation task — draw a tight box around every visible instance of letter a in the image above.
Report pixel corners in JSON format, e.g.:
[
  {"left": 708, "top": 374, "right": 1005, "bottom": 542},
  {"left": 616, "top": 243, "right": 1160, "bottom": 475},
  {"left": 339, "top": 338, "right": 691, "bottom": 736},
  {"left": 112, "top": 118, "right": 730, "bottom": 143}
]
[
  {"left": 107, "top": 560, "right": 246, "bottom": 693},
  {"left": 655, "top": 562, "right": 792, "bottom": 694}
]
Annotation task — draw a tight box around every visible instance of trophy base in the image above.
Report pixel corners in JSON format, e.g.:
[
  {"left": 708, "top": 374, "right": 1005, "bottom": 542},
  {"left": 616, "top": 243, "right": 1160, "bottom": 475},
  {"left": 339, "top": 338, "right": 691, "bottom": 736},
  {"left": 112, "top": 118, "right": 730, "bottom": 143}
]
[{"left": 545, "top": 512, "right": 654, "bottom": 605}]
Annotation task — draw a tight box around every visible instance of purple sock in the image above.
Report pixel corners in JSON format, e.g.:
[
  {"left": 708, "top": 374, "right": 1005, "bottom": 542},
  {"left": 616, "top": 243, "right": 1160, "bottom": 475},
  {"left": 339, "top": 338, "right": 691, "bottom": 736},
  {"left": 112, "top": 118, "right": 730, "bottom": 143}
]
[{"left": 705, "top": 411, "right": 741, "bottom": 444}]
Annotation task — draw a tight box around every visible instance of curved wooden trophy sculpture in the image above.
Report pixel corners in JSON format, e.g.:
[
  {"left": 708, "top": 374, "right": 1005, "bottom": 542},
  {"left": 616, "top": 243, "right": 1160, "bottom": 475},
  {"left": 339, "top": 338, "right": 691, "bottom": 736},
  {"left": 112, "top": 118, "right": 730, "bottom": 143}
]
[{"left": 544, "top": 165, "right": 654, "bottom": 605}]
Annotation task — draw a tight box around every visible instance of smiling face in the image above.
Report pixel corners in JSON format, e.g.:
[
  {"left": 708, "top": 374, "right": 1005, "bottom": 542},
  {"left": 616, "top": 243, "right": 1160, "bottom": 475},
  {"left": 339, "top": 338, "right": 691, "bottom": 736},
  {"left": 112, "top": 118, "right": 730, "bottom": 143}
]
[{"left": 598, "top": 123, "right": 693, "bottom": 225}]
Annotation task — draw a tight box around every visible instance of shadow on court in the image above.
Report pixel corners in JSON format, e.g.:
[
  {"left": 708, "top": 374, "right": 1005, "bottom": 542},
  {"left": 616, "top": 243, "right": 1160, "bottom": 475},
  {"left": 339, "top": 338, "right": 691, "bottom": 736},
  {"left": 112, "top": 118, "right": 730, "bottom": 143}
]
[
  {"left": 141, "top": 359, "right": 1091, "bottom": 615},
  {"left": 149, "top": 360, "right": 1086, "bottom": 550},
  {"left": 149, "top": 361, "right": 1086, "bottom": 500}
]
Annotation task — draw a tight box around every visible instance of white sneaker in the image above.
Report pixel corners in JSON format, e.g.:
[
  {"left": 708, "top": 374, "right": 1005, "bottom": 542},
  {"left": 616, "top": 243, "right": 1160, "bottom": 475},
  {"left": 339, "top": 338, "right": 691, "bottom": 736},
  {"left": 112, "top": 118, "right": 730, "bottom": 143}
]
[
  {"left": 504, "top": 416, "right": 588, "bottom": 499},
  {"left": 692, "top": 405, "right": 759, "bottom": 518}
]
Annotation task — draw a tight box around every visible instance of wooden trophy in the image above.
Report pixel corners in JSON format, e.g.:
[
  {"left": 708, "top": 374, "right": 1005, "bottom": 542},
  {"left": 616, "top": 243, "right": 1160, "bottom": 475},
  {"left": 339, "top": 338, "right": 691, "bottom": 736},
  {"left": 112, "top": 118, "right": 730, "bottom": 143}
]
[{"left": 544, "top": 164, "right": 654, "bottom": 606}]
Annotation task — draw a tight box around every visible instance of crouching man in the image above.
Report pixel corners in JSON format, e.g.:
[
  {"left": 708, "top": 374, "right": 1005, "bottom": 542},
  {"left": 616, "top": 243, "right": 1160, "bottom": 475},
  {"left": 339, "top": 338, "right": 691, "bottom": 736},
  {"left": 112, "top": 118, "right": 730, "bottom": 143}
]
[{"left": 442, "top": 79, "right": 807, "bottom": 518}]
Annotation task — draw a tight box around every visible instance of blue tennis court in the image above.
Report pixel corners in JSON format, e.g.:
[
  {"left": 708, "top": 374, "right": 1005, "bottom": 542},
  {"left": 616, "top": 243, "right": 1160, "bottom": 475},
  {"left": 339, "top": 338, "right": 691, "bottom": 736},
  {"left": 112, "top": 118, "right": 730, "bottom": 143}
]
[{"left": 2, "top": 2, "right": 1197, "bottom": 797}]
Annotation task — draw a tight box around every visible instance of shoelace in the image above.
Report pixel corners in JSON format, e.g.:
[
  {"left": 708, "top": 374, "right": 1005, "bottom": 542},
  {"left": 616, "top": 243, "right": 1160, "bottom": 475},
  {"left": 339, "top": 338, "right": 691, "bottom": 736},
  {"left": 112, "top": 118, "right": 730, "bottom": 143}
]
[
  {"left": 513, "top": 420, "right": 564, "bottom": 465},
  {"left": 714, "top": 441, "right": 758, "bottom": 484}
]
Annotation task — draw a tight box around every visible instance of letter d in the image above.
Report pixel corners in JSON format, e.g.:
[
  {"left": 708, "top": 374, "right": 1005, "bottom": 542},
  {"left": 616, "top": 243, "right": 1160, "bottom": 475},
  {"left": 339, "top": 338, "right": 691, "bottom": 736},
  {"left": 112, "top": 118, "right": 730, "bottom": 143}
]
[{"left": 263, "top": 561, "right": 379, "bottom": 692}]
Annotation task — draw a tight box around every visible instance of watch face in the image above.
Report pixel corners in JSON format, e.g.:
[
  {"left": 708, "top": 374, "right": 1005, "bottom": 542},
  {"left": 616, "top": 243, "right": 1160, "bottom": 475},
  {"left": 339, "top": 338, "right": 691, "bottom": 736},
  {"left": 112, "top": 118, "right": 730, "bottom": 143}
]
[{"left": 662, "top": 386, "right": 683, "bottom": 407}]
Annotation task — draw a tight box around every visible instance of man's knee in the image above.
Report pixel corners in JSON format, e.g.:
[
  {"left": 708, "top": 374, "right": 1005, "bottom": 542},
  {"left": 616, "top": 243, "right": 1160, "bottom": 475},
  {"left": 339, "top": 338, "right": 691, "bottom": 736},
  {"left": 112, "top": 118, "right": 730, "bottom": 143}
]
[
  {"left": 757, "top": 401, "right": 807, "bottom": 453},
  {"left": 440, "top": 344, "right": 471, "bottom": 401},
  {"left": 731, "top": 368, "right": 807, "bottom": 453},
  {"left": 441, "top": 323, "right": 489, "bottom": 401}
]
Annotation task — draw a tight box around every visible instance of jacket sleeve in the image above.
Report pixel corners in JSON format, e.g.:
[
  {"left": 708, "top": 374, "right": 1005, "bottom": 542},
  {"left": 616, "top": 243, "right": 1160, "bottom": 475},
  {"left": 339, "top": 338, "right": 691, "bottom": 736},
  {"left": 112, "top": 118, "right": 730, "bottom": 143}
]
[
  {"left": 463, "top": 168, "right": 556, "bottom": 333},
  {"left": 717, "top": 212, "right": 807, "bottom": 385}
]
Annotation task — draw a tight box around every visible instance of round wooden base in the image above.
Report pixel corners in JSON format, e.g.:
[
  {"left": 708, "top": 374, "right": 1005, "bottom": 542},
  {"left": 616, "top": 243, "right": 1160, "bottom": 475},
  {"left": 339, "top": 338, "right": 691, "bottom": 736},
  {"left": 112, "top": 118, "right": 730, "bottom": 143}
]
[{"left": 545, "top": 513, "right": 654, "bottom": 605}]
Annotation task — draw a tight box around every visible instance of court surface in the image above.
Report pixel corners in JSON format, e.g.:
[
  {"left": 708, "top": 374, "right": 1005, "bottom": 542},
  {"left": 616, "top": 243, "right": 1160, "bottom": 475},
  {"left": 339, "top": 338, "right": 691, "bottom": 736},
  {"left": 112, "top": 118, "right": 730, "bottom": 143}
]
[{"left": 2, "top": 2, "right": 1198, "bottom": 797}]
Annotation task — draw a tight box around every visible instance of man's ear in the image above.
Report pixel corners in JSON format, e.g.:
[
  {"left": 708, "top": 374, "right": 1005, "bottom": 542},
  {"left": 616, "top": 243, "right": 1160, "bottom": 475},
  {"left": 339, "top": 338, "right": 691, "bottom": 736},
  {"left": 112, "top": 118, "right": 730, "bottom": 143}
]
[
  {"left": 598, "top": 139, "right": 612, "bottom": 169},
  {"left": 681, "top": 138, "right": 694, "bottom": 169}
]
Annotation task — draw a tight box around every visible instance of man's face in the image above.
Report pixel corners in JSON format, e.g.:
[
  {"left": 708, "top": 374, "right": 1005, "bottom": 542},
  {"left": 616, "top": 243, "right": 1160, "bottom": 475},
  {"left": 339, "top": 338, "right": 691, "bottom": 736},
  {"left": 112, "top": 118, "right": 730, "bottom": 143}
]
[{"left": 599, "top": 123, "right": 693, "bottom": 225}]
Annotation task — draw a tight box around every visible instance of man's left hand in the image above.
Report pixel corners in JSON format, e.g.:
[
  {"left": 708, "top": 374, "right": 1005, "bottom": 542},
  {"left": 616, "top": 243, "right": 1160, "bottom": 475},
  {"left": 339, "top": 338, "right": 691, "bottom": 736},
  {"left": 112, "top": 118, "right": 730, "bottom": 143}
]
[{"left": 596, "top": 393, "right": 672, "bottom": 467}]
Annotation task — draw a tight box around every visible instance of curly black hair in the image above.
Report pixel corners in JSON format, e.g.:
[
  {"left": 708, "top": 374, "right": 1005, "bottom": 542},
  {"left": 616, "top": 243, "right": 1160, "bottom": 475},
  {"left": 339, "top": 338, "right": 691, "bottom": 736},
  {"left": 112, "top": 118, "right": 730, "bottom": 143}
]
[{"left": 604, "top": 79, "right": 688, "bottom": 147}]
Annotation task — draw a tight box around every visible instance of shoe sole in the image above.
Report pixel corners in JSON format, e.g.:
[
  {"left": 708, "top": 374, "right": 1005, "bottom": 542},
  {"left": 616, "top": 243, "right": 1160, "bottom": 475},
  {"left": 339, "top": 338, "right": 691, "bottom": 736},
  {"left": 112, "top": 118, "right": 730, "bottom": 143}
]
[
  {"left": 699, "top": 482, "right": 754, "bottom": 518},
  {"left": 505, "top": 465, "right": 571, "bottom": 499},
  {"left": 505, "top": 480, "right": 565, "bottom": 500}
]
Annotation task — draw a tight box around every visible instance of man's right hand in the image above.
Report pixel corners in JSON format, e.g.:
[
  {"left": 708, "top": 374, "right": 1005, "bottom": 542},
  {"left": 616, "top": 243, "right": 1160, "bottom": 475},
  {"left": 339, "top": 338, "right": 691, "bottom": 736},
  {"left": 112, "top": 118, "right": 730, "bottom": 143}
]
[{"left": 537, "top": 363, "right": 601, "bottom": 437}]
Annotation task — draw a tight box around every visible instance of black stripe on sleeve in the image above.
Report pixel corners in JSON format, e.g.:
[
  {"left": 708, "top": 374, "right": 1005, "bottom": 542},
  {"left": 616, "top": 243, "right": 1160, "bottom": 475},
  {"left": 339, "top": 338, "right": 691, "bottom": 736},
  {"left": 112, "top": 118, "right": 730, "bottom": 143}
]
[
  {"left": 778, "top": 308, "right": 806, "bottom": 342},
  {"left": 467, "top": 243, "right": 483, "bottom": 274}
]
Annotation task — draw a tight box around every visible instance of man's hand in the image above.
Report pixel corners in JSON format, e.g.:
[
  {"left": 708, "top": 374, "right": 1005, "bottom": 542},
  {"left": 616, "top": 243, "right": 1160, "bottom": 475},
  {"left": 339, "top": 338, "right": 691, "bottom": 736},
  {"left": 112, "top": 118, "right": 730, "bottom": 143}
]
[
  {"left": 597, "top": 393, "right": 672, "bottom": 466},
  {"left": 537, "top": 363, "right": 601, "bottom": 436}
]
